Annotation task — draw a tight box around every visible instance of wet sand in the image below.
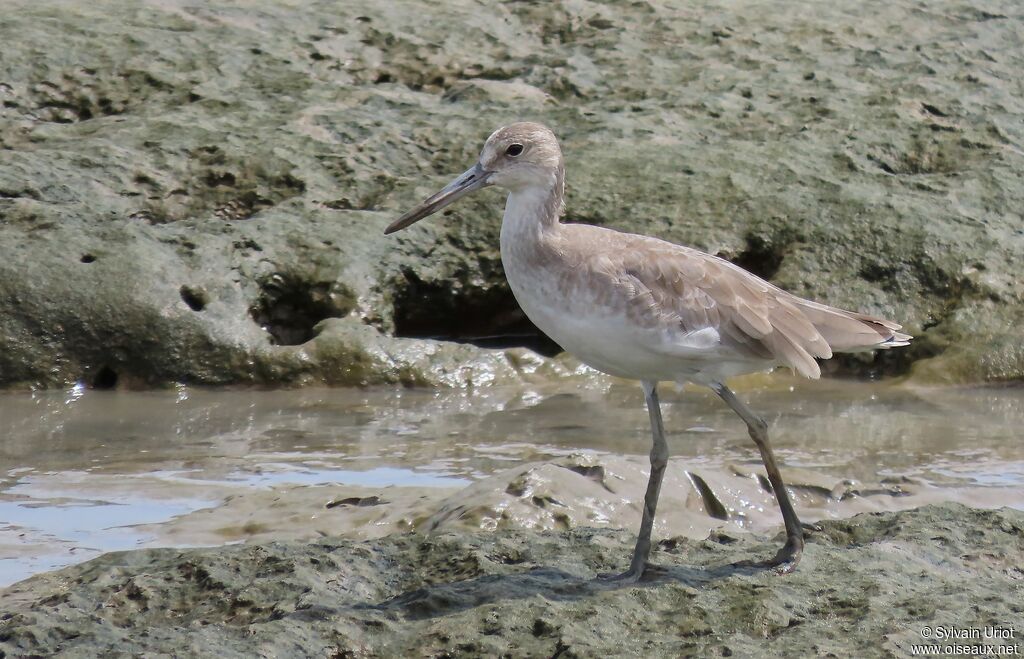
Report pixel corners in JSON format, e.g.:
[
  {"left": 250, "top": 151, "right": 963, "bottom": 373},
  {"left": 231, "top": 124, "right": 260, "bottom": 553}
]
[{"left": 2, "top": 377, "right": 1023, "bottom": 587}]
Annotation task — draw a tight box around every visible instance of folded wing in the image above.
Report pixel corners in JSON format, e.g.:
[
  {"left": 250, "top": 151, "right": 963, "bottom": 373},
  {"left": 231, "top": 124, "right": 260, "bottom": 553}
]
[{"left": 590, "top": 235, "right": 911, "bottom": 379}]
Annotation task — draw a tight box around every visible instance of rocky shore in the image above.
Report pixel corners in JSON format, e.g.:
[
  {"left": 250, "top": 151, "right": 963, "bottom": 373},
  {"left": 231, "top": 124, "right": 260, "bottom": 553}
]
[
  {"left": 2, "top": 0, "right": 1024, "bottom": 389},
  {"left": 1, "top": 503, "right": 1021, "bottom": 657},
  {"left": 3, "top": 0, "right": 1024, "bottom": 653}
]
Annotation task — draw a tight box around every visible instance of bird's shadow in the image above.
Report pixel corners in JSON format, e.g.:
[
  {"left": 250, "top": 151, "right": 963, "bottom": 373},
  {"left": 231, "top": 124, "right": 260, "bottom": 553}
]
[{"left": 363, "top": 560, "right": 760, "bottom": 621}]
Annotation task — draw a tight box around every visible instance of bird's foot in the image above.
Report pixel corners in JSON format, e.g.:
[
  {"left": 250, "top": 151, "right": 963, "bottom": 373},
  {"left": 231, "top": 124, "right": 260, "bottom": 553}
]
[
  {"left": 598, "top": 562, "right": 667, "bottom": 584},
  {"left": 731, "top": 534, "right": 803, "bottom": 574}
]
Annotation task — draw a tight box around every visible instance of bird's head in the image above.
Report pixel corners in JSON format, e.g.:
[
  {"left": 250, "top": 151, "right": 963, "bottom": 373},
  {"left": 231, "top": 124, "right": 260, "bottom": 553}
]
[{"left": 384, "top": 122, "right": 563, "bottom": 234}]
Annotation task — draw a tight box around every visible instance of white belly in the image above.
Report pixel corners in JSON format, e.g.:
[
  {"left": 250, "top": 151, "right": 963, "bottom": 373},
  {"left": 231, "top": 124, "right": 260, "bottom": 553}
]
[{"left": 503, "top": 259, "right": 768, "bottom": 384}]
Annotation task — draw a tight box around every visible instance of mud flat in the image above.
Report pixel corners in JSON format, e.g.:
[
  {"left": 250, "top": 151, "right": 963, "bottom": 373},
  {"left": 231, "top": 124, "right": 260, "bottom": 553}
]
[
  {"left": 1, "top": 503, "right": 1022, "bottom": 657},
  {"left": 3, "top": 382, "right": 1023, "bottom": 587},
  {"left": 2, "top": 383, "right": 1023, "bottom": 655}
]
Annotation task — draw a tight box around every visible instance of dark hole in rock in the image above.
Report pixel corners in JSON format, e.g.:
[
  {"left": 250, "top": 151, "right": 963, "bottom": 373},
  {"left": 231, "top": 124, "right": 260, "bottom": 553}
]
[
  {"left": 326, "top": 495, "right": 386, "bottom": 509},
  {"left": 250, "top": 274, "right": 355, "bottom": 346},
  {"left": 92, "top": 366, "right": 118, "bottom": 389},
  {"left": 532, "top": 495, "right": 566, "bottom": 509},
  {"left": 728, "top": 233, "right": 784, "bottom": 281},
  {"left": 562, "top": 464, "right": 613, "bottom": 492},
  {"left": 392, "top": 273, "right": 563, "bottom": 357},
  {"left": 505, "top": 476, "right": 528, "bottom": 497},
  {"left": 704, "top": 531, "right": 739, "bottom": 545},
  {"left": 921, "top": 102, "right": 948, "bottom": 118},
  {"left": 203, "top": 170, "right": 236, "bottom": 187},
  {"left": 824, "top": 343, "right": 923, "bottom": 379},
  {"left": 80, "top": 254, "right": 96, "bottom": 263},
  {"left": 179, "top": 286, "right": 207, "bottom": 312}
]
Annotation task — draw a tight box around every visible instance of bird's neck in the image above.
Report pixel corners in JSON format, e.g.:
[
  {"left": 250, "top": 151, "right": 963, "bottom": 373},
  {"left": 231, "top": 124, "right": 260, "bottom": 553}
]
[{"left": 499, "top": 166, "right": 565, "bottom": 252}]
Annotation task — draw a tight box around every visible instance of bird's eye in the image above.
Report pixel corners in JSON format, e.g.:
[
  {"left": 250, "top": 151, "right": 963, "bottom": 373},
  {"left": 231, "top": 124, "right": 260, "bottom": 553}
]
[{"left": 505, "top": 143, "right": 524, "bottom": 157}]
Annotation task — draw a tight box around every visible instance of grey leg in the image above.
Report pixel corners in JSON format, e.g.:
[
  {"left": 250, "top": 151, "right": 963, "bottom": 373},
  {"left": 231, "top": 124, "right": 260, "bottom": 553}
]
[
  {"left": 711, "top": 382, "right": 803, "bottom": 572},
  {"left": 606, "top": 380, "right": 669, "bottom": 582}
]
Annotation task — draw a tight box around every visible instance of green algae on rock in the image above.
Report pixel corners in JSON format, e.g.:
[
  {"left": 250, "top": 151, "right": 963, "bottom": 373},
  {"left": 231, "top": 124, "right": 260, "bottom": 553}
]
[
  {"left": 1, "top": 504, "right": 1021, "bottom": 657},
  {"left": 2, "top": 0, "right": 1023, "bottom": 388}
]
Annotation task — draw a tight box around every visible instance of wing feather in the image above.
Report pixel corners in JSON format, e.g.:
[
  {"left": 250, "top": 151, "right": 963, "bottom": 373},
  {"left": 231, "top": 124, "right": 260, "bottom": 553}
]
[{"left": 578, "top": 230, "right": 908, "bottom": 379}]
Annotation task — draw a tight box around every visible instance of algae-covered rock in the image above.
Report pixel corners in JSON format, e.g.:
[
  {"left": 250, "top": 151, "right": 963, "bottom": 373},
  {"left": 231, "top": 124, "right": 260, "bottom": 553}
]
[
  {"left": 1, "top": 0, "right": 1023, "bottom": 387},
  {"left": 1, "top": 504, "right": 1021, "bottom": 657}
]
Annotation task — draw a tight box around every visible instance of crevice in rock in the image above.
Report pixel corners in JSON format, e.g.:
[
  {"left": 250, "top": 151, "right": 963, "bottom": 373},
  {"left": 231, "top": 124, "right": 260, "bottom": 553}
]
[
  {"left": 727, "top": 232, "right": 785, "bottom": 281},
  {"left": 391, "top": 271, "right": 563, "bottom": 357},
  {"left": 179, "top": 286, "right": 207, "bottom": 312},
  {"left": 831, "top": 247, "right": 969, "bottom": 378},
  {"left": 326, "top": 496, "right": 386, "bottom": 509},
  {"left": 92, "top": 366, "right": 118, "bottom": 389},
  {"left": 250, "top": 273, "right": 355, "bottom": 346}
]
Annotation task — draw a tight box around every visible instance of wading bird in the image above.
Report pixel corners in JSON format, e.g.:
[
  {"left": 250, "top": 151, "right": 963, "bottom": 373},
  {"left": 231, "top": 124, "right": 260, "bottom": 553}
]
[{"left": 385, "top": 122, "right": 910, "bottom": 580}]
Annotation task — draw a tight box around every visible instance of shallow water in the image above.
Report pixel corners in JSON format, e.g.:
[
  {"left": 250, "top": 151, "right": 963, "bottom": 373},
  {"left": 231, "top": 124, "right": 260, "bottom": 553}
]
[{"left": 1, "top": 377, "right": 1023, "bottom": 587}]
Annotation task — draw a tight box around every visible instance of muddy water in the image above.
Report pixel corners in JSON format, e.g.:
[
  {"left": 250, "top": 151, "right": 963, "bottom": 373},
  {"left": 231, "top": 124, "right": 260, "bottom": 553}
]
[{"left": 2, "top": 377, "right": 1022, "bottom": 587}]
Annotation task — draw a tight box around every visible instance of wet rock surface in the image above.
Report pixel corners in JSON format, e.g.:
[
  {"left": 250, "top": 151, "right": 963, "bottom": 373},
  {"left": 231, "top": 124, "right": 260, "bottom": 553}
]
[
  {"left": 1, "top": 504, "right": 1022, "bottom": 657},
  {"left": 135, "top": 453, "right": 1022, "bottom": 549},
  {"left": 2, "top": 0, "right": 1024, "bottom": 388},
  {"left": 4, "top": 380, "right": 1021, "bottom": 589}
]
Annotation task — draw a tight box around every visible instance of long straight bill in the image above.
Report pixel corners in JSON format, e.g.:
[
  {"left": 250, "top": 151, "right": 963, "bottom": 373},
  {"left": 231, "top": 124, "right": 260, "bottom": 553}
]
[{"left": 385, "top": 163, "right": 491, "bottom": 234}]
